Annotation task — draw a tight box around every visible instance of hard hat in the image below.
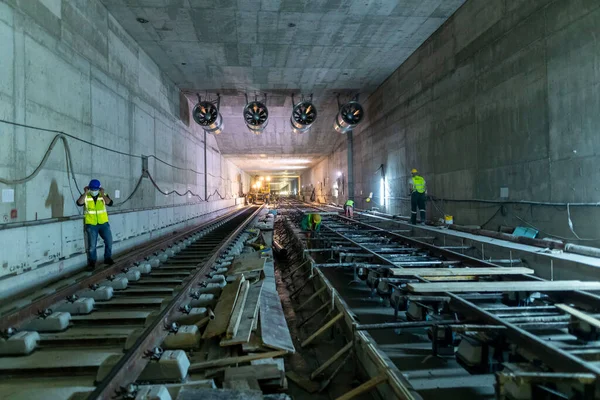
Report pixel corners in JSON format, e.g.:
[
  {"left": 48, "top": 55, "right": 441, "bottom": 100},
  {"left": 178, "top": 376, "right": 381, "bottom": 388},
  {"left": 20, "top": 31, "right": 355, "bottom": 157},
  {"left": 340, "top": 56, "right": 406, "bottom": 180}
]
[
  {"left": 411, "top": 169, "right": 418, "bottom": 173},
  {"left": 89, "top": 179, "right": 101, "bottom": 189},
  {"left": 312, "top": 214, "right": 322, "bottom": 223},
  {"left": 366, "top": 197, "right": 371, "bottom": 203}
]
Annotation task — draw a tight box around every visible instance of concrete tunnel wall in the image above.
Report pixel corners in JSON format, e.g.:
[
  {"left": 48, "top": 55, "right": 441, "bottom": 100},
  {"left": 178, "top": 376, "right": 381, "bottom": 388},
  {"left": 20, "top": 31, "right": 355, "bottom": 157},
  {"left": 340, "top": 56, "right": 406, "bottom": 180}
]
[
  {"left": 0, "top": 0, "right": 251, "bottom": 299},
  {"left": 302, "top": 0, "right": 600, "bottom": 246}
]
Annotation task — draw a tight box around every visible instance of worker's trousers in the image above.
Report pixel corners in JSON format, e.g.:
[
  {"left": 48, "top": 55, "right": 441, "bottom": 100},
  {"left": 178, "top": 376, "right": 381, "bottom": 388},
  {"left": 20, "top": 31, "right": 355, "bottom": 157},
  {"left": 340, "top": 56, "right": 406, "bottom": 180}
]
[
  {"left": 344, "top": 205, "right": 354, "bottom": 218},
  {"left": 411, "top": 192, "right": 426, "bottom": 224},
  {"left": 85, "top": 222, "right": 113, "bottom": 263}
]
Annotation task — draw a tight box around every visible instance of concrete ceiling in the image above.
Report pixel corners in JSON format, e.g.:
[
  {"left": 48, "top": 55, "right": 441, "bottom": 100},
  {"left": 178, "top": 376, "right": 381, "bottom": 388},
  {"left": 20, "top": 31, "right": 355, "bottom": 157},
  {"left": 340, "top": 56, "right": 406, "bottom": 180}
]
[{"left": 101, "top": 0, "right": 466, "bottom": 172}]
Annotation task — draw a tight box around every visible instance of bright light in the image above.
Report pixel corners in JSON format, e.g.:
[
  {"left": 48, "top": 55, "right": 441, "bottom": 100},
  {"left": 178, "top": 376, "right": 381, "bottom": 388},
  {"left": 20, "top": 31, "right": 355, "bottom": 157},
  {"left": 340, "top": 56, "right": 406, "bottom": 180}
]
[
  {"left": 337, "top": 171, "right": 342, "bottom": 177},
  {"left": 380, "top": 178, "right": 385, "bottom": 207},
  {"left": 266, "top": 176, "right": 271, "bottom": 181},
  {"left": 259, "top": 176, "right": 264, "bottom": 181}
]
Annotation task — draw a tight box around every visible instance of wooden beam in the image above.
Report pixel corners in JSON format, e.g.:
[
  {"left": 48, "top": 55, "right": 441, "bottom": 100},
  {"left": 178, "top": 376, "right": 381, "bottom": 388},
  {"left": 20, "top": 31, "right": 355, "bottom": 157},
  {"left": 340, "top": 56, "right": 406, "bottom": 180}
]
[
  {"left": 335, "top": 374, "right": 388, "bottom": 400},
  {"left": 301, "top": 313, "right": 344, "bottom": 348},
  {"left": 220, "top": 282, "right": 263, "bottom": 347},
  {"left": 298, "top": 302, "right": 329, "bottom": 329},
  {"left": 310, "top": 341, "right": 353, "bottom": 379},
  {"left": 390, "top": 267, "right": 533, "bottom": 277},
  {"left": 203, "top": 275, "right": 245, "bottom": 339},
  {"left": 189, "top": 350, "right": 286, "bottom": 371},
  {"left": 555, "top": 304, "right": 600, "bottom": 329},
  {"left": 282, "top": 260, "right": 308, "bottom": 280},
  {"left": 407, "top": 280, "right": 600, "bottom": 293},
  {"left": 297, "top": 286, "right": 327, "bottom": 311},
  {"left": 225, "top": 280, "right": 250, "bottom": 339},
  {"left": 290, "top": 275, "right": 315, "bottom": 299}
]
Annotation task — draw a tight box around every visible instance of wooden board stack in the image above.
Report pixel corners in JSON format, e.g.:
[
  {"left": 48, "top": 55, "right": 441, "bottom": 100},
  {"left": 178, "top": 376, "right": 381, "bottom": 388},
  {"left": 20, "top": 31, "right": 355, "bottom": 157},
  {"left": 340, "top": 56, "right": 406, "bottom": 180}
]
[{"left": 185, "top": 249, "right": 294, "bottom": 394}]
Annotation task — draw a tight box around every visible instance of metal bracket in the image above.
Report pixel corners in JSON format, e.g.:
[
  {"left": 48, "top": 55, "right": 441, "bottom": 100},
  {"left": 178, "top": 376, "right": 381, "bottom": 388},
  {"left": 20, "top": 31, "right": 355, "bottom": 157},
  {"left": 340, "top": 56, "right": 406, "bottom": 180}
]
[
  {"left": 89, "top": 283, "right": 99, "bottom": 291},
  {"left": 66, "top": 295, "right": 78, "bottom": 303},
  {"left": 179, "top": 304, "right": 191, "bottom": 314},
  {"left": 116, "top": 383, "right": 138, "bottom": 399},
  {"left": 145, "top": 346, "right": 164, "bottom": 361},
  {"left": 38, "top": 308, "right": 53, "bottom": 319},
  {"left": 165, "top": 322, "right": 179, "bottom": 334}
]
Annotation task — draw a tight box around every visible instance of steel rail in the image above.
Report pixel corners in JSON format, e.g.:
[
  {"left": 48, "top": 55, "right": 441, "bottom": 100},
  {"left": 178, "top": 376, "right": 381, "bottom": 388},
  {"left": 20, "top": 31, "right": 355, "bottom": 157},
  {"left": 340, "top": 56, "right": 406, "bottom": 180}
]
[
  {"left": 287, "top": 201, "right": 600, "bottom": 386},
  {"left": 89, "top": 205, "right": 262, "bottom": 399},
  {"left": 0, "top": 207, "right": 246, "bottom": 332}
]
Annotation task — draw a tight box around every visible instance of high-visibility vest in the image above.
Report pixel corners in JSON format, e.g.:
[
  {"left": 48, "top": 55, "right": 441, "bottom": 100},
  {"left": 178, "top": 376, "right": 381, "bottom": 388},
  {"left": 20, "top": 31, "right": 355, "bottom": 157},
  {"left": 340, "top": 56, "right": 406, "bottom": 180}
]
[
  {"left": 412, "top": 176, "right": 426, "bottom": 193},
  {"left": 84, "top": 194, "right": 109, "bottom": 225},
  {"left": 345, "top": 200, "right": 355, "bottom": 207}
]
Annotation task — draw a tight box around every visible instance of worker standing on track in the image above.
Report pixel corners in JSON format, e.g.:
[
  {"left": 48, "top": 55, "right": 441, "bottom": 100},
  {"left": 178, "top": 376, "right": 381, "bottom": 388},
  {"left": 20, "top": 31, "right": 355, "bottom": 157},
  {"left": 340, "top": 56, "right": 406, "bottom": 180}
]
[
  {"left": 77, "top": 179, "right": 115, "bottom": 270},
  {"left": 344, "top": 199, "right": 355, "bottom": 218},
  {"left": 409, "top": 169, "right": 427, "bottom": 225}
]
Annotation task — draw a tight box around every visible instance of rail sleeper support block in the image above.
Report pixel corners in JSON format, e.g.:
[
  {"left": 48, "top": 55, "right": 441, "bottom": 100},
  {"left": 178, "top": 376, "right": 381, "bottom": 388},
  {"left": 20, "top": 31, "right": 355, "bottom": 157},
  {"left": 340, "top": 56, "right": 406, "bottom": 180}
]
[
  {"left": 134, "top": 385, "right": 172, "bottom": 400},
  {"left": 148, "top": 257, "right": 161, "bottom": 268},
  {"left": 78, "top": 286, "right": 113, "bottom": 301},
  {"left": 174, "top": 307, "right": 208, "bottom": 325},
  {"left": 122, "top": 270, "right": 142, "bottom": 281},
  {"left": 55, "top": 297, "right": 95, "bottom": 314},
  {"left": 190, "top": 294, "right": 216, "bottom": 308},
  {"left": 24, "top": 311, "right": 71, "bottom": 332},
  {"left": 196, "top": 284, "right": 223, "bottom": 296},
  {"left": 0, "top": 331, "right": 40, "bottom": 355},
  {"left": 103, "top": 276, "right": 129, "bottom": 290},
  {"left": 163, "top": 325, "right": 200, "bottom": 349},
  {"left": 207, "top": 275, "right": 226, "bottom": 285},
  {"left": 134, "top": 263, "right": 152, "bottom": 274},
  {"left": 139, "top": 350, "right": 190, "bottom": 382},
  {"left": 213, "top": 267, "right": 229, "bottom": 275}
]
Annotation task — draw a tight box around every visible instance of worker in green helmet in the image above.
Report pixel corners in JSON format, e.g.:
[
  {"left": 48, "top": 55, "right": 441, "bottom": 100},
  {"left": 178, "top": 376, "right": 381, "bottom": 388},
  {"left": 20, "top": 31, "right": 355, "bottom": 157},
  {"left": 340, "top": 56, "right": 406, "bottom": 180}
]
[{"left": 409, "top": 169, "right": 427, "bottom": 225}]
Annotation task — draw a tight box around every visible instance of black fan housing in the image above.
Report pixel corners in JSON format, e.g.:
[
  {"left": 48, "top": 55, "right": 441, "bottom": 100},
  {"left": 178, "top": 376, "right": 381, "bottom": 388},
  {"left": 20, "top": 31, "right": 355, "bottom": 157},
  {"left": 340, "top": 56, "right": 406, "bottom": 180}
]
[
  {"left": 334, "top": 101, "right": 364, "bottom": 133},
  {"left": 291, "top": 101, "right": 317, "bottom": 134},
  {"left": 244, "top": 101, "right": 269, "bottom": 134},
  {"left": 193, "top": 101, "right": 223, "bottom": 134}
]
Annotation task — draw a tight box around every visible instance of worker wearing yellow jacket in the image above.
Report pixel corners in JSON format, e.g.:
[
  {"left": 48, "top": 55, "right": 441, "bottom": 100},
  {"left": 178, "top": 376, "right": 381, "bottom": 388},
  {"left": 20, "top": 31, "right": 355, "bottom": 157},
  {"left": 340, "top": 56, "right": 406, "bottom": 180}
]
[
  {"left": 409, "top": 169, "right": 427, "bottom": 225},
  {"left": 344, "top": 199, "right": 354, "bottom": 218},
  {"left": 77, "top": 179, "right": 114, "bottom": 269}
]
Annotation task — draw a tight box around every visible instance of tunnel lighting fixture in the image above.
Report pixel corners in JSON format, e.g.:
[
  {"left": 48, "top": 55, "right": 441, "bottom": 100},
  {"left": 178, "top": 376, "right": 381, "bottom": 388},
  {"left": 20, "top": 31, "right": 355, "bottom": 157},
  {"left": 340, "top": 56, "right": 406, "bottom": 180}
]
[
  {"left": 334, "top": 98, "right": 364, "bottom": 134},
  {"left": 337, "top": 171, "right": 342, "bottom": 177},
  {"left": 192, "top": 94, "right": 223, "bottom": 135},
  {"left": 259, "top": 176, "right": 264, "bottom": 181},
  {"left": 266, "top": 176, "right": 271, "bottom": 181},
  {"left": 290, "top": 95, "right": 317, "bottom": 134},
  {"left": 380, "top": 178, "right": 385, "bottom": 207},
  {"left": 244, "top": 94, "right": 269, "bottom": 135}
]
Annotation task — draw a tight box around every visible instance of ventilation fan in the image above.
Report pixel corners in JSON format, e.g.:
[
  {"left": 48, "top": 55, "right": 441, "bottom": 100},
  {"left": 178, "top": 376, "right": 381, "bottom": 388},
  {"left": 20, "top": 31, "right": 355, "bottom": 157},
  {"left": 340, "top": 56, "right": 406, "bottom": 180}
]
[
  {"left": 243, "top": 100, "right": 269, "bottom": 135},
  {"left": 291, "top": 101, "right": 317, "bottom": 134},
  {"left": 334, "top": 101, "right": 364, "bottom": 133},
  {"left": 192, "top": 96, "right": 223, "bottom": 135}
]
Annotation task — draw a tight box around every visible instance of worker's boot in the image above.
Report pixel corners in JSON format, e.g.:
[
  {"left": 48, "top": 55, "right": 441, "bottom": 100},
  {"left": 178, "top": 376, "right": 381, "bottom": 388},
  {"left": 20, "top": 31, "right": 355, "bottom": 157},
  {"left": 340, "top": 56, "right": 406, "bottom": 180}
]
[
  {"left": 420, "top": 210, "right": 426, "bottom": 225},
  {"left": 105, "top": 258, "right": 115, "bottom": 266},
  {"left": 411, "top": 213, "right": 417, "bottom": 225},
  {"left": 87, "top": 260, "right": 96, "bottom": 271}
]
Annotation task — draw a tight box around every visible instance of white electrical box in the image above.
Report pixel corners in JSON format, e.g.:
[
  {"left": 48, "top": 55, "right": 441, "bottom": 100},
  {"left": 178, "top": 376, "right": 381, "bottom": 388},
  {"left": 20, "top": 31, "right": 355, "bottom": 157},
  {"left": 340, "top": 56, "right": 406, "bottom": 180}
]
[
  {"left": 2, "top": 189, "right": 14, "bottom": 203},
  {"left": 114, "top": 190, "right": 121, "bottom": 199},
  {"left": 500, "top": 187, "right": 509, "bottom": 199}
]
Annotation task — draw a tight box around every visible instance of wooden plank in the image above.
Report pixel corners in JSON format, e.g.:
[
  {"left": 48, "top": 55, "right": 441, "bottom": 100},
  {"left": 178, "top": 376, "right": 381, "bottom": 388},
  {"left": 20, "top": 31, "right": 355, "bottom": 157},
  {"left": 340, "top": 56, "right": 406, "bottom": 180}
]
[
  {"left": 390, "top": 267, "right": 534, "bottom": 277},
  {"left": 229, "top": 254, "right": 266, "bottom": 275},
  {"left": 297, "top": 286, "right": 327, "bottom": 311},
  {"left": 222, "top": 379, "right": 261, "bottom": 391},
  {"left": 310, "top": 341, "right": 353, "bottom": 379},
  {"left": 203, "top": 275, "right": 245, "bottom": 339},
  {"left": 556, "top": 304, "right": 600, "bottom": 329},
  {"left": 221, "top": 283, "right": 263, "bottom": 347},
  {"left": 226, "top": 280, "right": 250, "bottom": 339},
  {"left": 224, "top": 364, "right": 282, "bottom": 381},
  {"left": 189, "top": 350, "right": 287, "bottom": 371},
  {"left": 286, "top": 371, "right": 320, "bottom": 393},
  {"left": 407, "top": 280, "right": 600, "bottom": 293},
  {"left": 260, "top": 289, "right": 295, "bottom": 353},
  {"left": 176, "top": 388, "right": 263, "bottom": 400},
  {"left": 301, "top": 313, "right": 344, "bottom": 348},
  {"left": 335, "top": 374, "right": 388, "bottom": 400}
]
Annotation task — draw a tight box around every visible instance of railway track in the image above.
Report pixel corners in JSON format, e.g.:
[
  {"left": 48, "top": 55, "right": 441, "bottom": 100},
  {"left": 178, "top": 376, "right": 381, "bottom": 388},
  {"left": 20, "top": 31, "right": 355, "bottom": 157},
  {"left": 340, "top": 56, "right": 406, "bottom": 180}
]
[
  {"left": 277, "top": 199, "right": 600, "bottom": 399},
  {"left": 0, "top": 206, "right": 261, "bottom": 399}
]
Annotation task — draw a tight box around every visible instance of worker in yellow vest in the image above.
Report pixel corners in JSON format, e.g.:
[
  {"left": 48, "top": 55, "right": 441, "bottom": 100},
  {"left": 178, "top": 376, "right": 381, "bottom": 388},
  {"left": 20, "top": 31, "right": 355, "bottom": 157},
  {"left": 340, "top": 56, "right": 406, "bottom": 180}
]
[
  {"left": 409, "top": 169, "right": 427, "bottom": 225},
  {"left": 344, "top": 199, "right": 355, "bottom": 218},
  {"left": 77, "top": 179, "right": 114, "bottom": 269}
]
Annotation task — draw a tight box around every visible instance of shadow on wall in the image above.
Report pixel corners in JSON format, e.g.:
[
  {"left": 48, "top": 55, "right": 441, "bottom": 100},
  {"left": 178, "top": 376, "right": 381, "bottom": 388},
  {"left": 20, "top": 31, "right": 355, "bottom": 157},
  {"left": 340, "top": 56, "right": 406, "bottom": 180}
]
[{"left": 45, "top": 179, "right": 64, "bottom": 218}]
